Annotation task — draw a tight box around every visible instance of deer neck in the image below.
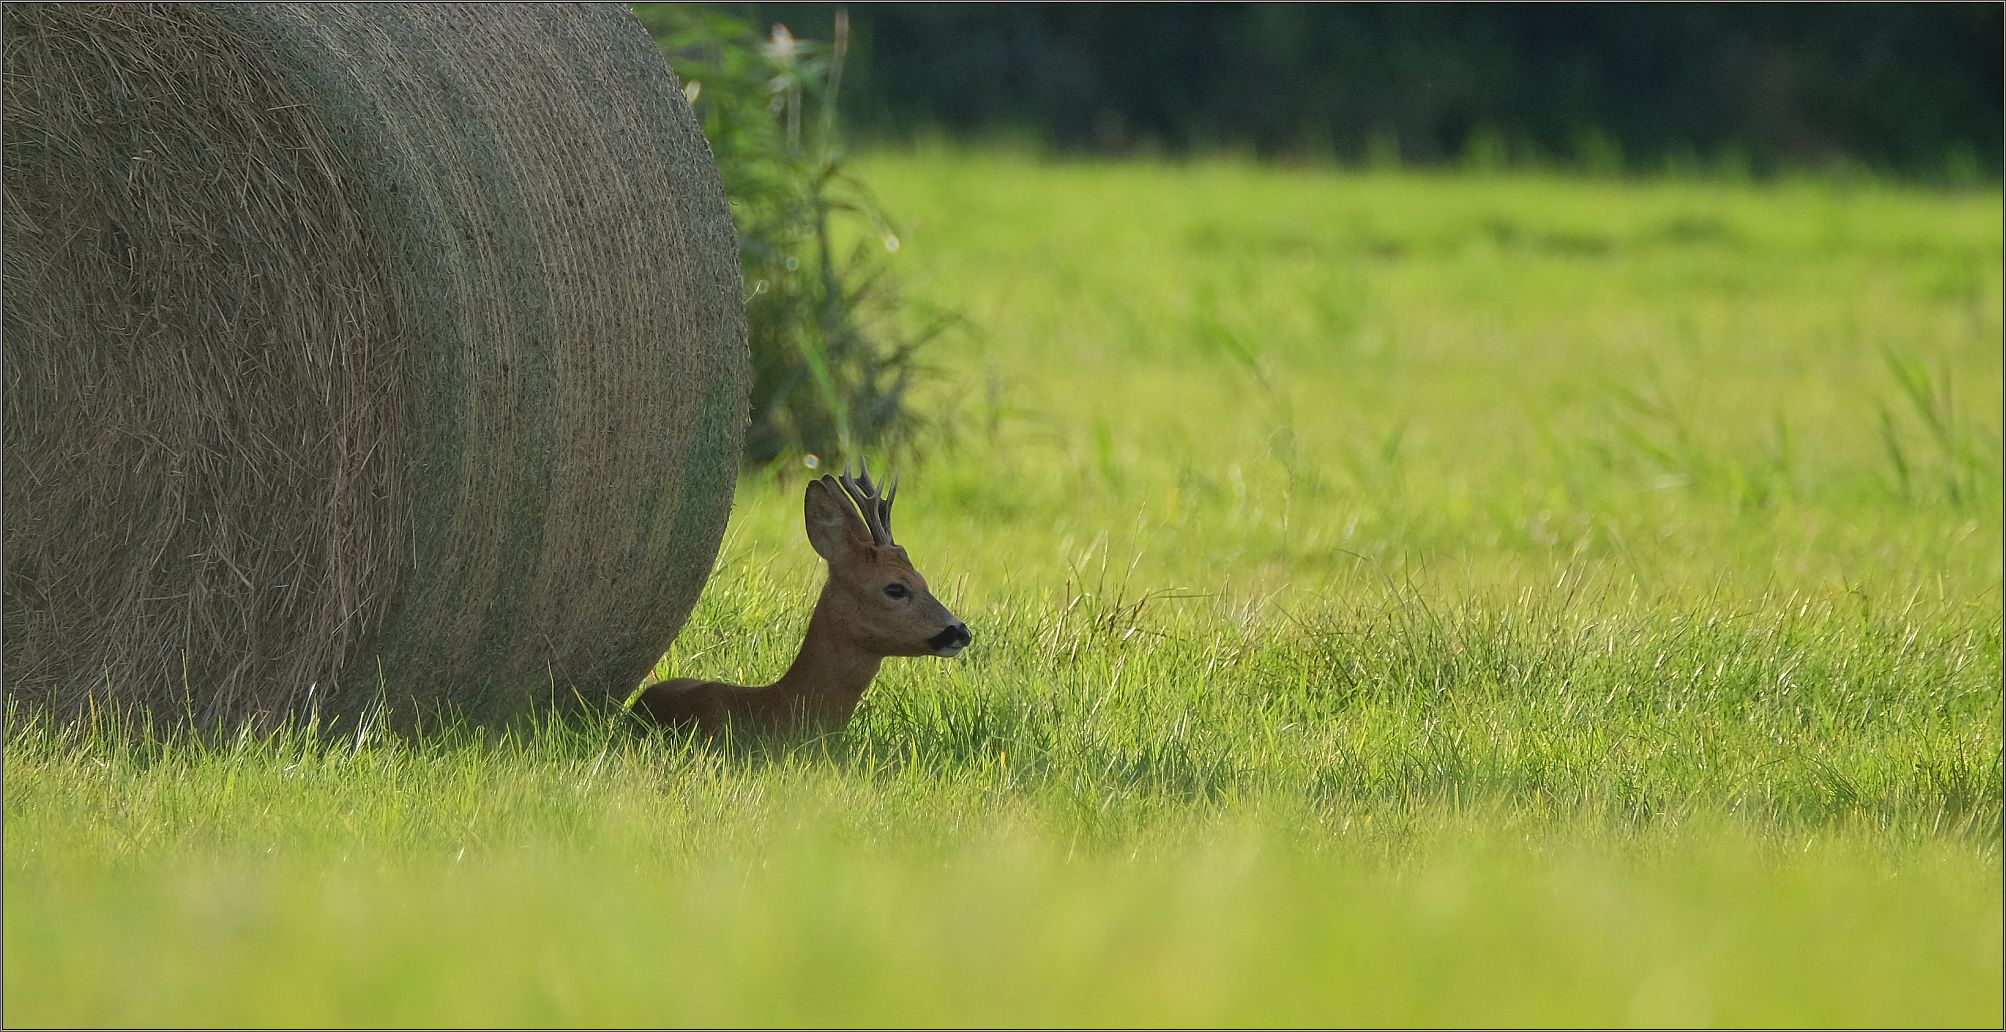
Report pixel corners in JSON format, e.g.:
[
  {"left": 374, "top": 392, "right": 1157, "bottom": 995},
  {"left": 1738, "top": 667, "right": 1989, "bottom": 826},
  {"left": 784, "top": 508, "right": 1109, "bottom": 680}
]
[{"left": 765, "top": 581, "right": 883, "bottom": 724}]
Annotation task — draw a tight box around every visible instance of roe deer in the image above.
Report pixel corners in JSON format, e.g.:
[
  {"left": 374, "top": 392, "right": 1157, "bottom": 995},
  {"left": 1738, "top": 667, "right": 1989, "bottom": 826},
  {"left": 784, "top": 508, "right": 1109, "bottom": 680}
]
[{"left": 634, "top": 465, "right": 970, "bottom": 736}]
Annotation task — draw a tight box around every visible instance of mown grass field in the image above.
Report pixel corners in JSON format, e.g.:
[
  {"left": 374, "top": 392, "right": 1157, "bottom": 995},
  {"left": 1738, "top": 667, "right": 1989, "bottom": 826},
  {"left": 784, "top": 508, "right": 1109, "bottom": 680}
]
[{"left": 6, "top": 151, "right": 2002, "bottom": 1027}]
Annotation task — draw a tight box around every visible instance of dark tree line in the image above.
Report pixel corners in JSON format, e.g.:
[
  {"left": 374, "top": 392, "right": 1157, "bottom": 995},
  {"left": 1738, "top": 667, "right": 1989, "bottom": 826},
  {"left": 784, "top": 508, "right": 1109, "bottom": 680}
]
[{"left": 700, "top": 2, "right": 2002, "bottom": 178}]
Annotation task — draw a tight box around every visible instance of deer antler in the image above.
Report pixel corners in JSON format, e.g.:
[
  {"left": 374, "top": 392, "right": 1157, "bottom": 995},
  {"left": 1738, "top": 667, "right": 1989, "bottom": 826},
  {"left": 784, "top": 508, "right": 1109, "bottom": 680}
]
[{"left": 838, "top": 461, "right": 897, "bottom": 546}]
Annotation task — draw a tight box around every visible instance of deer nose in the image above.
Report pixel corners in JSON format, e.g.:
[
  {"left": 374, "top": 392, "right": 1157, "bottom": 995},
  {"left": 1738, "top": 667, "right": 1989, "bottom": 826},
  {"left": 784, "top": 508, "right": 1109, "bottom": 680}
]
[{"left": 928, "top": 623, "right": 971, "bottom": 651}]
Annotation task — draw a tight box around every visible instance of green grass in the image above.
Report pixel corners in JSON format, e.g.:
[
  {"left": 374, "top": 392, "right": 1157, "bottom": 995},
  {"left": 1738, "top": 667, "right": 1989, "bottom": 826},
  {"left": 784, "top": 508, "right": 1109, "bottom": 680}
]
[{"left": 6, "top": 152, "right": 2001, "bottom": 1027}]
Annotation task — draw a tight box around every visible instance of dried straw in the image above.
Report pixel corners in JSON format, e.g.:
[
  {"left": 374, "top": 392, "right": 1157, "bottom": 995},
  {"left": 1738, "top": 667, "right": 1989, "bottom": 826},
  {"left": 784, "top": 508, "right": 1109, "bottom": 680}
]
[{"left": 1, "top": 3, "right": 748, "bottom": 728}]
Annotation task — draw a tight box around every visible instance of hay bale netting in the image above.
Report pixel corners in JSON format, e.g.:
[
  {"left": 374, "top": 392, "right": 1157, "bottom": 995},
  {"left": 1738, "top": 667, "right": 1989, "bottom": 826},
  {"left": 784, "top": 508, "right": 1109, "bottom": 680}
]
[{"left": 1, "top": 3, "right": 749, "bottom": 728}]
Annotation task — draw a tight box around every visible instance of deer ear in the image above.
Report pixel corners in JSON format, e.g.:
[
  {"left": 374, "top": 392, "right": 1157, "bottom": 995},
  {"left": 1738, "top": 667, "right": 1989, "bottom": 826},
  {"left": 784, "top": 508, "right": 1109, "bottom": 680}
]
[{"left": 804, "top": 476, "right": 871, "bottom": 561}]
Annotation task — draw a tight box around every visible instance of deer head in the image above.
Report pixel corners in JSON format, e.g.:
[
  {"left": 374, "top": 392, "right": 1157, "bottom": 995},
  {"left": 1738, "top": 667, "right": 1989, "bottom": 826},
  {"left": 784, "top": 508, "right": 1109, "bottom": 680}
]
[{"left": 803, "top": 464, "right": 970, "bottom": 658}]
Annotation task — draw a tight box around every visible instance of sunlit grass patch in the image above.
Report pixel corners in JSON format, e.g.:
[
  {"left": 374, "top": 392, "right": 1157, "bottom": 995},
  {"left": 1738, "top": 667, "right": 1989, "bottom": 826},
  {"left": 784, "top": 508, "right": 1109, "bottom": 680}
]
[{"left": 5, "top": 153, "right": 2000, "bottom": 1026}]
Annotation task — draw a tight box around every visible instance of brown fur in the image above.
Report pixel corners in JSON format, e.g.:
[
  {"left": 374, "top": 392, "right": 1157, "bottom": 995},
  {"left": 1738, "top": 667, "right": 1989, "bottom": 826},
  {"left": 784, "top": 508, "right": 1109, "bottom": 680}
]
[{"left": 635, "top": 472, "right": 966, "bottom": 738}]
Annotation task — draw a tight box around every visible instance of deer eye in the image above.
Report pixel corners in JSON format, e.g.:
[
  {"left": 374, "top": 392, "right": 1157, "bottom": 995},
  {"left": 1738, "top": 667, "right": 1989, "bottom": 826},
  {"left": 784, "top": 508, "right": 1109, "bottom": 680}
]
[{"left": 883, "top": 583, "right": 910, "bottom": 600}]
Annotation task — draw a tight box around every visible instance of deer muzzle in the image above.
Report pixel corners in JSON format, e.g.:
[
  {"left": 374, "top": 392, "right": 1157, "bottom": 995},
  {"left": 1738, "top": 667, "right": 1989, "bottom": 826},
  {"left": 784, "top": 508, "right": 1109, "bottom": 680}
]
[{"left": 927, "top": 622, "right": 972, "bottom": 656}]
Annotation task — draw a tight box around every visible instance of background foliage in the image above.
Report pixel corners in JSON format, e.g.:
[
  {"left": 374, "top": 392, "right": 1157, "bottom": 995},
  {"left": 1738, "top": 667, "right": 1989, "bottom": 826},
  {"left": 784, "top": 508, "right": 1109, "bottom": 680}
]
[
  {"left": 636, "top": 5, "right": 949, "bottom": 464},
  {"left": 637, "top": 3, "right": 2002, "bottom": 463},
  {"left": 697, "top": 3, "right": 2002, "bottom": 179}
]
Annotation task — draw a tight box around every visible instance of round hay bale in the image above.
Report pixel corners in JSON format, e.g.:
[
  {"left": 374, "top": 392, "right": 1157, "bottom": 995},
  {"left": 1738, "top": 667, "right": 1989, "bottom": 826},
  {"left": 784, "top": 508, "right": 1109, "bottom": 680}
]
[{"left": 1, "top": 3, "right": 748, "bottom": 728}]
